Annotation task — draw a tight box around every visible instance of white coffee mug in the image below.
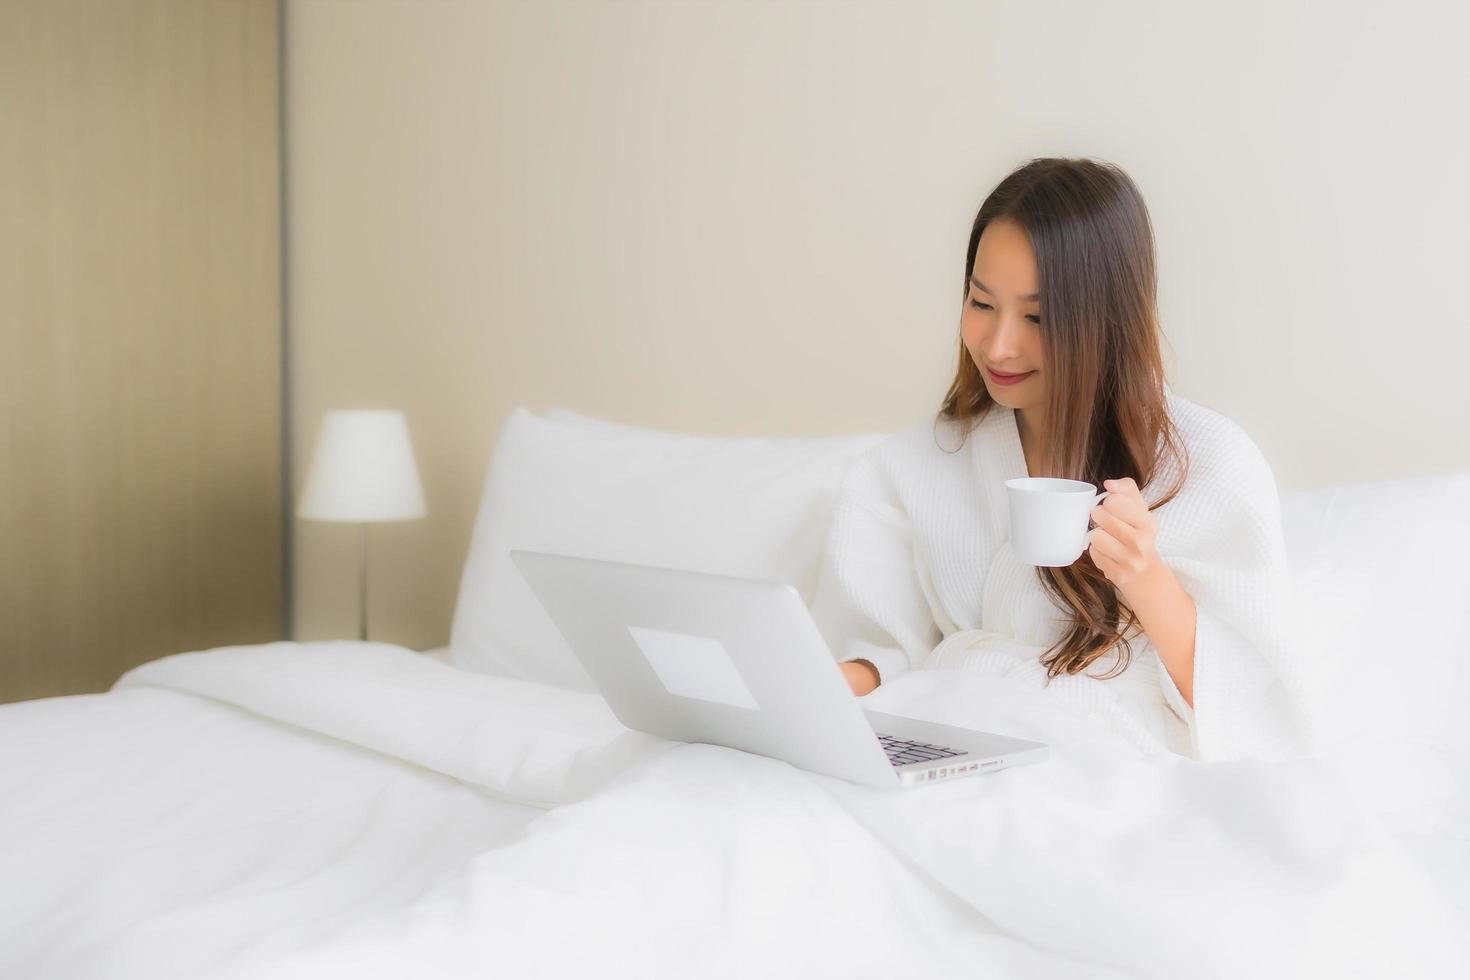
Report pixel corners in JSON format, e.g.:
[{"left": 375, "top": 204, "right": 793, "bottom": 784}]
[{"left": 1005, "top": 477, "right": 1110, "bottom": 567}]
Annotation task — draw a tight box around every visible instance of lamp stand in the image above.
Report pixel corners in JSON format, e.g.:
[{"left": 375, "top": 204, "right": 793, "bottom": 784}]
[{"left": 358, "top": 522, "right": 370, "bottom": 642}]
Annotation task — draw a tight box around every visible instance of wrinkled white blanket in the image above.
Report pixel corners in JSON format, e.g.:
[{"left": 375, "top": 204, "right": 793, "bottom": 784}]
[{"left": 108, "top": 641, "right": 1461, "bottom": 980}]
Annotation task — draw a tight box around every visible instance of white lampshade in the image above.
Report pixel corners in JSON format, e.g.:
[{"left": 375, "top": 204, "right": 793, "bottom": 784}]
[{"left": 298, "top": 410, "right": 428, "bottom": 522}]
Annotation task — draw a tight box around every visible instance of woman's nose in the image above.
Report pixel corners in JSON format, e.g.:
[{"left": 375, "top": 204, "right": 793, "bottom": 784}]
[{"left": 983, "top": 315, "right": 1026, "bottom": 361}]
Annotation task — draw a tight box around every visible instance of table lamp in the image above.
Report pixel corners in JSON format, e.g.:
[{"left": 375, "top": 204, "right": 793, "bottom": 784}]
[{"left": 297, "top": 409, "right": 427, "bottom": 641}]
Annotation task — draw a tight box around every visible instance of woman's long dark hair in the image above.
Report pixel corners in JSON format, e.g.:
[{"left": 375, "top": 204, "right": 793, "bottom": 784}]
[{"left": 938, "top": 157, "right": 1188, "bottom": 681}]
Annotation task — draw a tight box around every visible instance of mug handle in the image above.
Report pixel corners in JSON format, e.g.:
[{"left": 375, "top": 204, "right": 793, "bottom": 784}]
[{"left": 1085, "top": 490, "right": 1110, "bottom": 533}]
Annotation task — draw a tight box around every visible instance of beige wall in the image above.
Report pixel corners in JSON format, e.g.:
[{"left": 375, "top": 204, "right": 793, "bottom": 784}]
[
  {"left": 285, "top": 0, "right": 1470, "bottom": 650},
  {"left": 1, "top": 0, "right": 282, "bottom": 701}
]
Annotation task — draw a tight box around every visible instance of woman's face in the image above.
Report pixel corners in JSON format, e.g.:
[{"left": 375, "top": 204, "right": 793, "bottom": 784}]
[{"left": 961, "top": 217, "right": 1046, "bottom": 416}]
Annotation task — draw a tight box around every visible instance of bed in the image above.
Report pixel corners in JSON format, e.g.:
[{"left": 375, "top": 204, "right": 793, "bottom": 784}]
[{"left": 2, "top": 405, "right": 1466, "bottom": 980}]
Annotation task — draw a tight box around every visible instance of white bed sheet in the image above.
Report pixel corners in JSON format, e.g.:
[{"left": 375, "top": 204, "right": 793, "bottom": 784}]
[
  {"left": 0, "top": 680, "right": 541, "bottom": 980},
  {"left": 2, "top": 640, "right": 1465, "bottom": 980}
]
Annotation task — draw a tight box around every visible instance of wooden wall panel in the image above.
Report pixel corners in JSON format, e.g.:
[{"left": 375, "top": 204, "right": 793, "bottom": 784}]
[{"left": 0, "top": 0, "right": 283, "bottom": 702}]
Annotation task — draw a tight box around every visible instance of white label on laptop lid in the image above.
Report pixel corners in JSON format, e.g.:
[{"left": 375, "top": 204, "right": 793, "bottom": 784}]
[{"left": 626, "top": 625, "right": 761, "bottom": 711}]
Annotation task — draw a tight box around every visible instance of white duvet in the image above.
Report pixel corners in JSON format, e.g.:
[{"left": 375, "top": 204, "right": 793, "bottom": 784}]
[{"left": 1, "top": 640, "right": 1464, "bottom": 980}]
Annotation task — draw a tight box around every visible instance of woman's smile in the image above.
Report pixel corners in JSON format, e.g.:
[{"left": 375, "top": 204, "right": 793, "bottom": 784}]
[{"left": 984, "top": 364, "right": 1036, "bottom": 386}]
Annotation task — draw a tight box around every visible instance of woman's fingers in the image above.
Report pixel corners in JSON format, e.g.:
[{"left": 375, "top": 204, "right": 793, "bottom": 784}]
[
  {"left": 1089, "top": 502, "right": 1132, "bottom": 538},
  {"left": 1100, "top": 477, "right": 1151, "bottom": 526},
  {"left": 1087, "top": 527, "right": 1130, "bottom": 566}
]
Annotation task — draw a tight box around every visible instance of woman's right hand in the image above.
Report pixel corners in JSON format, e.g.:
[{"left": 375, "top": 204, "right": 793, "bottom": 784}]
[{"left": 840, "top": 659, "right": 881, "bottom": 697}]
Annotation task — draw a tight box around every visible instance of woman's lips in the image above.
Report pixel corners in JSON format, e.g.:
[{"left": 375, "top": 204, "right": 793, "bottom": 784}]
[{"left": 985, "top": 365, "right": 1035, "bottom": 387}]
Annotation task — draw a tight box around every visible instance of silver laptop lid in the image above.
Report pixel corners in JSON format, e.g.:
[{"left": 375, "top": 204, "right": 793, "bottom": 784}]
[{"left": 508, "top": 548, "right": 899, "bottom": 786}]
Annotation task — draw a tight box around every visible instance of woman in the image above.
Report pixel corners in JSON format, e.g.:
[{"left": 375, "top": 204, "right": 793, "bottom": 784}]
[{"left": 809, "top": 157, "right": 1312, "bottom": 763}]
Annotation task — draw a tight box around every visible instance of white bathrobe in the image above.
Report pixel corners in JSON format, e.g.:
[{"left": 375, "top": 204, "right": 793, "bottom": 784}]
[{"left": 808, "top": 388, "right": 1314, "bottom": 763}]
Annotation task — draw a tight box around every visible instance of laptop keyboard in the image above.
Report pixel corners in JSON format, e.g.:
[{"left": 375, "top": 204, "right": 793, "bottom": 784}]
[{"left": 876, "top": 732, "right": 965, "bottom": 767}]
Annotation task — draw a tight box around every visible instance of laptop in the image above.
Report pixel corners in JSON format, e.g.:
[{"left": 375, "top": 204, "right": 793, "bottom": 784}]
[{"left": 509, "top": 549, "right": 1049, "bottom": 789}]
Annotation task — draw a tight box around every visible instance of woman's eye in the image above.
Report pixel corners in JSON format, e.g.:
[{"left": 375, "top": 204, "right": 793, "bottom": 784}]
[{"left": 970, "top": 298, "right": 1042, "bottom": 326}]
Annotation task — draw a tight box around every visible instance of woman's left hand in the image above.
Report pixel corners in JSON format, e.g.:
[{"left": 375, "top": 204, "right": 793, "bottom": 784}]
[{"left": 1087, "top": 477, "right": 1169, "bottom": 597}]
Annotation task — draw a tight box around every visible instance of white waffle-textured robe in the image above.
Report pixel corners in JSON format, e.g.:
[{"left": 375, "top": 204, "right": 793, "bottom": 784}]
[{"left": 808, "top": 389, "right": 1314, "bottom": 763}]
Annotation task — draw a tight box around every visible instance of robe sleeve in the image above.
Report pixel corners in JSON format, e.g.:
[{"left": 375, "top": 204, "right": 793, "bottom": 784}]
[
  {"left": 807, "top": 453, "right": 944, "bottom": 690},
  {"left": 1140, "top": 418, "right": 1315, "bottom": 763},
  {"left": 1155, "top": 647, "right": 1195, "bottom": 729}
]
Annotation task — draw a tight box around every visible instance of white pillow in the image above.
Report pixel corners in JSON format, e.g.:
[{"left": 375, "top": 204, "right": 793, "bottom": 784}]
[
  {"left": 1281, "top": 472, "right": 1470, "bottom": 836},
  {"left": 449, "top": 407, "right": 888, "bottom": 690}
]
